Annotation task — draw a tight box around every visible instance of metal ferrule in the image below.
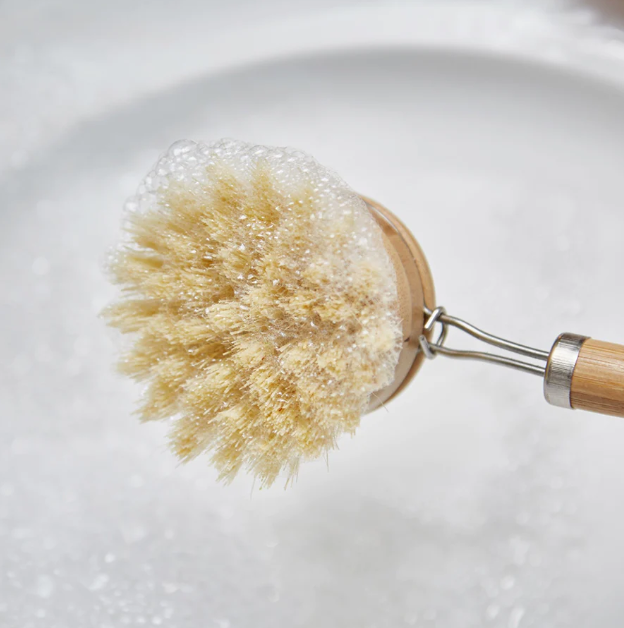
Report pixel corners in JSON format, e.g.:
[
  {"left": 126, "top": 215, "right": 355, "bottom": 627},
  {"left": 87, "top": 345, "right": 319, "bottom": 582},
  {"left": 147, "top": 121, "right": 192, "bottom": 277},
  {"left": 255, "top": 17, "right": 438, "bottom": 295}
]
[{"left": 543, "top": 333, "right": 588, "bottom": 409}]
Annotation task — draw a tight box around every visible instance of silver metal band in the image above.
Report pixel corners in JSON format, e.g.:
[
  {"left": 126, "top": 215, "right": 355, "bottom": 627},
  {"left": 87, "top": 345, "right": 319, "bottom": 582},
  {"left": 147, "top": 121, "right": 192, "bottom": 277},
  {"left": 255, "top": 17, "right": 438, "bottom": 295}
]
[{"left": 544, "top": 333, "right": 588, "bottom": 409}]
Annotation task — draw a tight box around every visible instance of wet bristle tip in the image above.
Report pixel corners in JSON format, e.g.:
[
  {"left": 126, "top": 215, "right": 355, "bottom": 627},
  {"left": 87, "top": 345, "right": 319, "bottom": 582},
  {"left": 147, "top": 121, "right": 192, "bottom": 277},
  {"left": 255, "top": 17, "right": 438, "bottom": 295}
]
[{"left": 104, "top": 139, "right": 402, "bottom": 486}]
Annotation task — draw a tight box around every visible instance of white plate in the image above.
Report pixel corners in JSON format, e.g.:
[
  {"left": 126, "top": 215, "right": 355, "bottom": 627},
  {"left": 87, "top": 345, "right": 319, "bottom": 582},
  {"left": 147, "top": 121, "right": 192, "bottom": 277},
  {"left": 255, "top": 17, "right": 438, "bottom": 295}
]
[{"left": 3, "top": 3, "right": 624, "bottom": 627}]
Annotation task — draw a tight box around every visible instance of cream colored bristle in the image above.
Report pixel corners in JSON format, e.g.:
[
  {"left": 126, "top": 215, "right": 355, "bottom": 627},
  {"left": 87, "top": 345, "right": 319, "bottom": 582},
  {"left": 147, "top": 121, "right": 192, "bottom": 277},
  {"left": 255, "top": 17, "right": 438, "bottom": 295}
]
[{"left": 104, "top": 139, "right": 402, "bottom": 486}]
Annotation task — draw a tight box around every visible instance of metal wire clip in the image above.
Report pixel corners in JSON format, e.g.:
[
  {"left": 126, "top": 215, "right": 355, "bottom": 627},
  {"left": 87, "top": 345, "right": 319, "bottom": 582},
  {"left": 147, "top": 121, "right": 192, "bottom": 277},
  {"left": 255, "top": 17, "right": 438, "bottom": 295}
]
[{"left": 418, "top": 307, "right": 550, "bottom": 377}]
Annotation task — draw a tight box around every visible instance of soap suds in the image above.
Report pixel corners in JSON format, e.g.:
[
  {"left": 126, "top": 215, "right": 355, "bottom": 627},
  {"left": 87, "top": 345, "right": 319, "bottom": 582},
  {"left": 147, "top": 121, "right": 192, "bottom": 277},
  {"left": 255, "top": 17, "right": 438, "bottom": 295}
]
[{"left": 104, "top": 139, "right": 401, "bottom": 485}]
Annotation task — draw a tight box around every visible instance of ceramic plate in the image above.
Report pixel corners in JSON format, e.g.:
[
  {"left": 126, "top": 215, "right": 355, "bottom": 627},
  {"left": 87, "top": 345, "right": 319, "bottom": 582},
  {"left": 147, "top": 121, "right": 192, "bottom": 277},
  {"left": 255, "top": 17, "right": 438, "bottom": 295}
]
[{"left": 2, "top": 3, "right": 624, "bottom": 627}]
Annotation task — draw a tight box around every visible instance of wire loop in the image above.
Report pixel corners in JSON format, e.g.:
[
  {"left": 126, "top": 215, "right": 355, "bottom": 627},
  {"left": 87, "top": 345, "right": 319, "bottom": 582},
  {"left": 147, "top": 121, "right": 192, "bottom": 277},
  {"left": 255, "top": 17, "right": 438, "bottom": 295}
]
[
  {"left": 417, "top": 306, "right": 549, "bottom": 377},
  {"left": 419, "top": 306, "right": 447, "bottom": 359}
]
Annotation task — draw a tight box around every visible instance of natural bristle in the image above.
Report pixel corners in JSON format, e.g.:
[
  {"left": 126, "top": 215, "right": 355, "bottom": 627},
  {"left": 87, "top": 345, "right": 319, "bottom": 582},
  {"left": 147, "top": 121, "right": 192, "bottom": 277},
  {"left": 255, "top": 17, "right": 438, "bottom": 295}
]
[{"left": 104, "top": 139, "right": 401, "bottom": 486}]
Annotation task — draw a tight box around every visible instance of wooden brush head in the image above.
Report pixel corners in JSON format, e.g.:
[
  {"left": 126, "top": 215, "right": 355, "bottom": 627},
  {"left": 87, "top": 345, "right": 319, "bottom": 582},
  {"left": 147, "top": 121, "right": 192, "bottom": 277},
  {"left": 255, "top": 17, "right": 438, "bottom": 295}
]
[{"left": 364, "top": 197, "right": 436, "bottom": 409}]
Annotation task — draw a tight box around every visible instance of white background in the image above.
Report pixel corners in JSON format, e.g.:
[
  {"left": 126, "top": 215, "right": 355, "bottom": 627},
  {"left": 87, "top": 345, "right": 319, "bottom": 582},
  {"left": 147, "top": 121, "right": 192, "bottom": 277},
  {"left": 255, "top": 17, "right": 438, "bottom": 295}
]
[{"left": 2, "top": 2, "right": 624, "bottom": 627}]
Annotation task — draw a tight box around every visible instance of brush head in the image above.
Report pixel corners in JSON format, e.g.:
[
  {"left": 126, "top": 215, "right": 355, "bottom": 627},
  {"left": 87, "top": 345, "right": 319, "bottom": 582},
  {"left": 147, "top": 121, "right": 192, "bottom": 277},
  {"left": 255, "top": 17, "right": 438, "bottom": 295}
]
[{"left": 104, "top": 139, "right": 403, "bottom": 486}]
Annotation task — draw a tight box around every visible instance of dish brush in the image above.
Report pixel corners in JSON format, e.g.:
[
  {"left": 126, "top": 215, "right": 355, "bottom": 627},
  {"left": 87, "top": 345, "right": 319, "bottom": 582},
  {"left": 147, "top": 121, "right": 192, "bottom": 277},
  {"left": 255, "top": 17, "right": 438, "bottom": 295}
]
[{"left": 104, "top": 139, "right": 624, "bottom": 486}]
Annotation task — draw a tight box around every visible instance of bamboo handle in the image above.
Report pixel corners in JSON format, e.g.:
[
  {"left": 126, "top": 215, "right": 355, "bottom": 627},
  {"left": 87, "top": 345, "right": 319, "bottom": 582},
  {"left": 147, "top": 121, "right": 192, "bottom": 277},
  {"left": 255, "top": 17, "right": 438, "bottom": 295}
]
[
  {"left": 570, "top": 339, "right": 624, "bottom": 417},
  {"left": 544, "top": 335, "right": 624, "bottom": 418}
]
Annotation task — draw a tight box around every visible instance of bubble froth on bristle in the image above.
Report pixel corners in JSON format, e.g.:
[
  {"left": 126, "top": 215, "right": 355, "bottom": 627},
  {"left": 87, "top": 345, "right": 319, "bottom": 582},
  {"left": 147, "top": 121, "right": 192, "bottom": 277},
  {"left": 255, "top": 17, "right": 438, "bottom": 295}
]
[{"left": 104, "top": 139, "right": 402, "bottom": 486}]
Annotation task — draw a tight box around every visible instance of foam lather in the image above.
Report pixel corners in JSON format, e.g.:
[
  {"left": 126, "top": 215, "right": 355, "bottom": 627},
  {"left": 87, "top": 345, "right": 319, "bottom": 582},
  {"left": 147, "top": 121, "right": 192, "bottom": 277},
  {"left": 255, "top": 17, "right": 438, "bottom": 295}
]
[{"left": 104, "top": 139, "right": 402, "bottom": 486}]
